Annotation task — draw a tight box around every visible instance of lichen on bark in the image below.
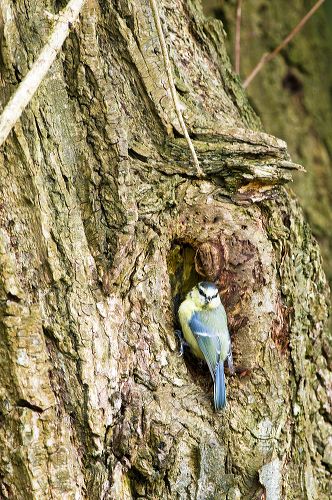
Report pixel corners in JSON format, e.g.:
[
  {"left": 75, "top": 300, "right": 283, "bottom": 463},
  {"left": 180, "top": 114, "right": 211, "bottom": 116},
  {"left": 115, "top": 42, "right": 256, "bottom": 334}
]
[{"left": 0, "top": 0, "right": 330, "bottom": 499}]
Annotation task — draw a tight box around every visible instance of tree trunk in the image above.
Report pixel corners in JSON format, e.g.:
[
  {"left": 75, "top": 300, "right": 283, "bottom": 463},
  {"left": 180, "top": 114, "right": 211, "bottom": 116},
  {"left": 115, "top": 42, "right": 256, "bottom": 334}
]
[
  {"left": 204, "top": 0, "right": 332, "bottom": 290},
  {"left": 0, "top": 1, "right": 330, "bottom": 499}
]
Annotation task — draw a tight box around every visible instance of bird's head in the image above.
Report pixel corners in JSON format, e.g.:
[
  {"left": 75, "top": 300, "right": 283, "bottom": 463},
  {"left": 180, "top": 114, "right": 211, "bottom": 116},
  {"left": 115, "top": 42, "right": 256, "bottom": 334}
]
[{"left": 190, "top": 281, "right": 221, "bottom": 310}]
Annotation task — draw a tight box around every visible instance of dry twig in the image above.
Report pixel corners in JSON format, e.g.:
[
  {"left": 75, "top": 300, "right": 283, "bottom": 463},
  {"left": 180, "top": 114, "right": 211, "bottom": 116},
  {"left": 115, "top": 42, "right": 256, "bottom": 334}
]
[
  {"left": 148, "top": 0, "right": 203, "bottom": 176},
  {"left": 0, "top": 0, "right": 85, "bottom": 147},
  {"left": 244, "top": 0, "right": 325, "bottom": 88},
  {"left": 235, "top": 0, "right": 243, "bottom": 74}
]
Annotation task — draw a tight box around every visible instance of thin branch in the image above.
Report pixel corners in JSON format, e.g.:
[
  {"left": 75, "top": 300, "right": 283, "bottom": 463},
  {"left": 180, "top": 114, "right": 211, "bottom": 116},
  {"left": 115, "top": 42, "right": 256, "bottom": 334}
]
[
  {"left": 148, "top": 0, "right": 203, "bottom": 177},
  {"left": 235, "top": 0, "right": 243, "bottom": 74},
  {"left": 243, "top": 0, "right": 325, "bottom": 89},
  {"left": 0, "top": 0, "right": 85, "bottom": 147}
]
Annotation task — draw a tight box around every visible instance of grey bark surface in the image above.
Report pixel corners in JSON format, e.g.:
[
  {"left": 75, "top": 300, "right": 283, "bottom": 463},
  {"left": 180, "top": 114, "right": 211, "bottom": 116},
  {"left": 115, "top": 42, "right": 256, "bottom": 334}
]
[{"left": 0, "top": 1, "right": 330, "bottom": 499}]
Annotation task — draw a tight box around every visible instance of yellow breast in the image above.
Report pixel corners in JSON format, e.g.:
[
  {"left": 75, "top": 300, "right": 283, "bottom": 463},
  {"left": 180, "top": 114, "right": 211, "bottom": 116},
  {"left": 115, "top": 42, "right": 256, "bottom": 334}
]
[{"left": 178, "top": 299, "right": 205, "bottom": 360}]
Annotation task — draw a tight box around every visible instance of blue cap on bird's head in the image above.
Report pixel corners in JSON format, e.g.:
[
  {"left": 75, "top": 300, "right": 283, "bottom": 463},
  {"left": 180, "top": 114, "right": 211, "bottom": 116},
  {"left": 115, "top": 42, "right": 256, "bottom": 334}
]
[{"left": 198, "top": 281, "right": 218, "bottom": 291}]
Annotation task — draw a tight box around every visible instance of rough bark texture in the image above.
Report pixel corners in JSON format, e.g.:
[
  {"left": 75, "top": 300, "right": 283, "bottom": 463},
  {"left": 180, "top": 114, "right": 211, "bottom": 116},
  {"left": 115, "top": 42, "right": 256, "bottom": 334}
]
[
  {"left": 0, "top": 1, "right": 331, "bottom": 499},
  {"left": 204, "top": 0, "right": 332, "bottom": 289}
]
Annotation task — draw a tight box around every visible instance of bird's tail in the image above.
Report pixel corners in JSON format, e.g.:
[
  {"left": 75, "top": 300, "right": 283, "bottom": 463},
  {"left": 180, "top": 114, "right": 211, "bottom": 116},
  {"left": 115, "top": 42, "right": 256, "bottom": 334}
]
[{"left": 214, "top": 361, "right": 226, "bottom": 410}]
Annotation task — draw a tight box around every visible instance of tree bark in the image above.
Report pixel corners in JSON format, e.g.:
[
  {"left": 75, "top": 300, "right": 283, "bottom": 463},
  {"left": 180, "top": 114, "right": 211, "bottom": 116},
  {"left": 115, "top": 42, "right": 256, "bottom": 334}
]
[
  {"left": 0, "top": 1, "right": 330, "bottom": 499},
  {"left": 204, "top": 0, "right": 332, "bottom": 290}
]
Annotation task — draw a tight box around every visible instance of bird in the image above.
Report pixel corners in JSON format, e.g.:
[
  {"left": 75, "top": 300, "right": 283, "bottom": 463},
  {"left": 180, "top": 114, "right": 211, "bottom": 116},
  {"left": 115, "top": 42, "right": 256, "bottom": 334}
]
[{"left": 177, "top": 281, "right": 233, "bottom": 410}]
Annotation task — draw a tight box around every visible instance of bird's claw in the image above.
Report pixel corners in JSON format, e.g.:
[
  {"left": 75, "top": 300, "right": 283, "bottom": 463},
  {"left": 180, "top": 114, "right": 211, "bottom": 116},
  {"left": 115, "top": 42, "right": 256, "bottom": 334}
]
[
  {"left": 227, "top": 350, "right": 235, "bottom": 375},
  {"left": 175, "top": 329, "right": 189, "bottom": 356}
]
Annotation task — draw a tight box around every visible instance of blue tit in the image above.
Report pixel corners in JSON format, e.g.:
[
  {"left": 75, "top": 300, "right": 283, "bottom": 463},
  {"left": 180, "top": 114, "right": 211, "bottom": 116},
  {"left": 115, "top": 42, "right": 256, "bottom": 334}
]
[{"left": 178, "top": 281, "right": 233, "bottom": 410}]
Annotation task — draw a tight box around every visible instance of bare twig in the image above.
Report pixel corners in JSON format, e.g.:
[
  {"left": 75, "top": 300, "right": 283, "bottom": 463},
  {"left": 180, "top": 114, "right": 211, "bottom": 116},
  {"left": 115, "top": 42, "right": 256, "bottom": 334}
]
[
  {"left": 0, "top": 0, "right": 85, "bottom": 147},
  {"left": 244, "top": 0, "right": 325, "bottom": 88},
  {"left": 148, "top": 0, "right": 203, "bottom": 176},
  {"left": 235, "top": 0, "right": 243, "bottom": 74}
]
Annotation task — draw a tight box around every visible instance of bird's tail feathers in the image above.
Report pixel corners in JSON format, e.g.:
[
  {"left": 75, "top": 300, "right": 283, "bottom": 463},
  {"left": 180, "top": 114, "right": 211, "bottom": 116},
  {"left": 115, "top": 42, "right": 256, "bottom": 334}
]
[{"left": 214, "top": 361, "right": 226, "bottom": 410}]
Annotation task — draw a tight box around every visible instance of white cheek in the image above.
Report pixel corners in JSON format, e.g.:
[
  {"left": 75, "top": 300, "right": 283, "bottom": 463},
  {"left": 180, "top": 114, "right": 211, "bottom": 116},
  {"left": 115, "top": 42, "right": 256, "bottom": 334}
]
[{"left": 212, "top": 297, "right": 221, "bottom": 307}]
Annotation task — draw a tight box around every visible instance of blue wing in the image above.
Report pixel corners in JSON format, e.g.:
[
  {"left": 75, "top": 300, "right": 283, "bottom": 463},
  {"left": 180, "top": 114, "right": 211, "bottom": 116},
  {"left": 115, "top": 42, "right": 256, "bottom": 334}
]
[
  {"left": 189, "top": 312, "right": 221, "bottom": 380},
  {"left": 189, "top": 310, "right": 229, "bottom": 410}
]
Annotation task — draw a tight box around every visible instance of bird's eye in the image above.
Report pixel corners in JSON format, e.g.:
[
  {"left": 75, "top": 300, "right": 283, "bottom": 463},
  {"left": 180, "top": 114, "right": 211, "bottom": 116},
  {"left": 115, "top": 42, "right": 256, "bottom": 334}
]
[
  {"left": 198, "top": 288, "right": 206, "bottom": 298},
  {"left": 212, "top": 292, "right": 218, "bottom": 299}
]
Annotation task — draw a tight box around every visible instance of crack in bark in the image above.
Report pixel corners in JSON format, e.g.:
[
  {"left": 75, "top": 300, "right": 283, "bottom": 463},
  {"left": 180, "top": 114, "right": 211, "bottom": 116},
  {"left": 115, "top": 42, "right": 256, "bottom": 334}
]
[{"left": 16, "top": 399, "right": 44, "bottom": 414}]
